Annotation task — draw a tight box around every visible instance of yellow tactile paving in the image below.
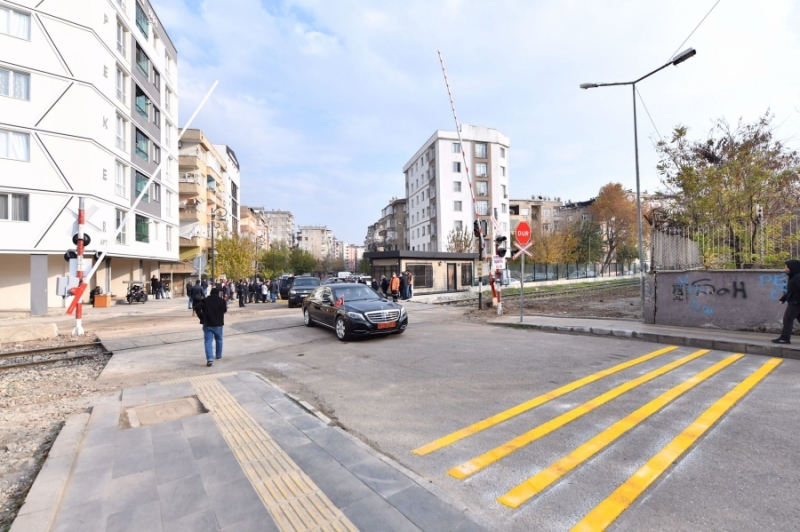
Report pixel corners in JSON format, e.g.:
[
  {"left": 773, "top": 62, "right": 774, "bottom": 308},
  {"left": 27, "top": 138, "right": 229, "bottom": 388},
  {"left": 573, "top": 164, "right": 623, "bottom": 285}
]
[
  {"left": 161, "top": 371, "right": 238, "bottom": 384},
  {"left": 180, "top": 374, "right": 358, "bottom": 532},
  {"left": 572, "top": 357, "right": 782, "bottom": 532}
]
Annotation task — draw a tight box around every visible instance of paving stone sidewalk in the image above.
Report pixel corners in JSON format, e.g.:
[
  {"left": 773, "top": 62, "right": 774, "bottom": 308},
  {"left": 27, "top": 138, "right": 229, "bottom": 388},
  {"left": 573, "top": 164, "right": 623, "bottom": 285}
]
[
  {"left": 491, "top": 314, "right": 800, "bottom": 360},
  {"left": 10, "top": 372, "right": 487, "bottom": 532}
]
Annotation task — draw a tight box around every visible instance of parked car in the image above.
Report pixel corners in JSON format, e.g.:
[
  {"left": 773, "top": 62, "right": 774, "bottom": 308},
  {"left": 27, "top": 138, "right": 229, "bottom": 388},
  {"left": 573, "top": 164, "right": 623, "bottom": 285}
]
[
  {"left": 287, "top": 277, "right": 320, "bottom": 308},
  {"left": 302, "top": 283, "right": 408, "bottom": 341},
  {"left": 279, "top": 276, "right": 295, "bottom": 299},
  {"left": 322, "top": 277, "right": 347, "bottom": 285},
  {"left": 568, "top": 271, "right": 598, "bottom": 279}
]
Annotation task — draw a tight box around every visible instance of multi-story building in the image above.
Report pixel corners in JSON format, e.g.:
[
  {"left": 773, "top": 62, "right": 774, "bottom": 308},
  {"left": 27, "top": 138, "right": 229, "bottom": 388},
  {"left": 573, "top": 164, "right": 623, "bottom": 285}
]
[
  {"left": 239, "top": 206, "right": 269, "bottom": 249},
  {"left": 404, "top": 125, "right": 510, "bottom": 253},
  {"left": 264, "top": 209, "right": 294, "bottom": 247},
  {"left": 297, "top": 225, "right": 334, "bottom": 261},
  {"left": 178, "top": 130, "right": 239, "bottom": 274},
  {"left": 376, "top": 198, "right": 407, "bottom": 251},
  {"left": 509, "top": 196, "right": 568, "bottom": 236},
  {"left": 346, "top": 244, "right": 365, "bottom": 272},
  {"left": 214, "top": 144, "right": 241, "bottom": 235},
  {"left": 365, "top": 222, "right": 385, "bottom": 252},
  {"left": 0, "top": 0, "right": 179, "bottom": 312}
]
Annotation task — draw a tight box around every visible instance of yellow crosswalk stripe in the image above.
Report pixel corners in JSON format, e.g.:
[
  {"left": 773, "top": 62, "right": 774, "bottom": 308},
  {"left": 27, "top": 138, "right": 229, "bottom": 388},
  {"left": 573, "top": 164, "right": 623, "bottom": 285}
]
[
  {"left": 448, "top": 349, "right": 710, "bottom": 479},
  {"left": 571, "top": 357, "right": 782, "bottom": 532},
  {"left": 412, "top": 346, "right": 679, "bottom": 456},
  {"left": 498, "top": 353, "right": 744, "bottom": 508}
]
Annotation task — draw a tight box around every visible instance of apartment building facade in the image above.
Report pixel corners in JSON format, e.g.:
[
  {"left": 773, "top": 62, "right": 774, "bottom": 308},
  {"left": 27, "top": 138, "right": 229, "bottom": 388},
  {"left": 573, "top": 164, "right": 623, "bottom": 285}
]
[
  {"left": 404, "top": 125, "right": 510, "bottom": 254},
  {"left": 297, "top": 225, "right": 333, "bottom": 261},
  {"left": 239, "top": 206, "right": 269, "bottom": 249},
  {"left": 346, "top": 244, "right": 365, "bottom": 272},
  {"left": 177, "top": 130, "right": 240, "bottom": 274},
  {"left": 509, "top": 196, "right": 572, "bottom": 237},
  {"left": 264, "top": 209, "right": 294, "bottom": 247},
  {"left": 0, "top": 0, "right": 179, "bottom": 312}
]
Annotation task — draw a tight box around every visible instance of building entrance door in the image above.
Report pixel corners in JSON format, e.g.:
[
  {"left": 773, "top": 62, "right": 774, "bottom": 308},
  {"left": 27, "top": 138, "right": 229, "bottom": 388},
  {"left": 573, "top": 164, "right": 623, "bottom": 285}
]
[{"left": 447, "top": 263, "right": 457, "bottom": 291}]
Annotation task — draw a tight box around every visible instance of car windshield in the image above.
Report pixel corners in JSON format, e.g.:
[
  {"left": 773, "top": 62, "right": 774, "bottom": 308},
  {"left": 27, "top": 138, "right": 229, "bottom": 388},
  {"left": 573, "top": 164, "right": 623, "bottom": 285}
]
[
  {"left": 332, "top": 285, "right": 382, "bottom": 302},
  {"left": 293, "top": 278, "right": 320, "bottom": 288}
]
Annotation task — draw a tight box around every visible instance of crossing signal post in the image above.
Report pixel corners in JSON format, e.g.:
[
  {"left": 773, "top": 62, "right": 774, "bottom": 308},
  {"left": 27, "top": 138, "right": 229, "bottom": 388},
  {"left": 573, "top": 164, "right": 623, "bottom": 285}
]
[
  {"left": 513, "top": 222, "right": 533, "bottom": 323},
  {"left": 66, "top": 197, "right": 89, "bottom": 335},
  {"left": 493, "top": 235, "right": 508, "bottom": 314},
  {"left": 474, "top": 220, "right": 488, "bottom": 310}
]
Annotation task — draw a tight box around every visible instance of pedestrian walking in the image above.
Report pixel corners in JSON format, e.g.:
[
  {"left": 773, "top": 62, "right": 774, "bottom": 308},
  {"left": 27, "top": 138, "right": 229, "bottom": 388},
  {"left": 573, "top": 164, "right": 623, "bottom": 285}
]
[
  {"left": 389, "top": 272, "right": 400, "bottom": 302},
  {"left": 380, "top": 275, "right": 389, "bottom": 296},
  {"left": 399, "top": 272, "right": 408, "bottom": 300},
  {"left": 189, "top": 280, "right": 204, "bottom": 316},
  {"left": 270, "top": 278, "right": 279, "bottom": 302},
  {"left": 159, "top": 277, "right": 166, "bottom": 299},
  {"left": 186, "top": 281, "right": 194, "bottom": 310},
  {"left": 194, "top": 287, "right": 227, "bottom": 366},
  {"left": 773, "top": 260, "right": 800, "bottom": 344}
]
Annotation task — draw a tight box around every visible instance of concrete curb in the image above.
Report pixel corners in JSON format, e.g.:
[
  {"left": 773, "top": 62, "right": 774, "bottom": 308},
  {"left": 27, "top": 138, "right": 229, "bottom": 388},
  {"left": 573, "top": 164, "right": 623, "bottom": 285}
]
[
  {"left": 491, "top": 321, "right": 800, "bottom": 360},
  {"left": 0, "top": 323, "right": 58, "bottom": 343},
  {"left": 9, "top": 412, "right": 90, "bottom": 532}
]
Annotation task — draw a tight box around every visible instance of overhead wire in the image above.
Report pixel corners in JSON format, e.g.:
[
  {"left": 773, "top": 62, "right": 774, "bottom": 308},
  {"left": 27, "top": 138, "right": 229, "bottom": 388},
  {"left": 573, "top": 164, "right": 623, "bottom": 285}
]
[{"left": 669, "top": 0, "right": 723, "bottom": 61}]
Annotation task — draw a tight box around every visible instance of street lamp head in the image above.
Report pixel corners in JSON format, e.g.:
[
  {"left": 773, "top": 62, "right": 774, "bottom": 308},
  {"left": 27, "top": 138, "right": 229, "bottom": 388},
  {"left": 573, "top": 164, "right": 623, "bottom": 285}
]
[
  {"left": 671, "top": 47, "right": 696, "bottom": 66},
  {"left": 579, "top": 83, "right": 598, "bottom": 89}
]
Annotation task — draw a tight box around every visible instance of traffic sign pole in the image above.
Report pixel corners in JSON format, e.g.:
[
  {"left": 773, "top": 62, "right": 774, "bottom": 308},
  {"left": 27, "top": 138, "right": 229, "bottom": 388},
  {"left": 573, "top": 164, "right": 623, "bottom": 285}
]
[
  {"left": 520, "top": 252, "right": 524, "bottom": 324},
  {"left": 514, "top": 222, "right": 533, "bottom": 324}
]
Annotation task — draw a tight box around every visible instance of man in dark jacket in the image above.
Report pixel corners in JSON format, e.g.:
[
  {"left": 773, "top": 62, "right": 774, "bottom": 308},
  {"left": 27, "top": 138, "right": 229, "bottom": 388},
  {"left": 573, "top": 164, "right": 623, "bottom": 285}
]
[
  {"left": 773, "top": 260, "right": 800, "bottom": 344},
  {"left": 237, "top": 279, "right": 246, "bottom": 307},
  {"left": 380, "top": 275, "right": 389, "bottom": 295},
  {"left": 371, "top": 278, "right": 379, "bottom": 292},
  {"left": 189, "top": 280, "right": 204, "bottom": 316},
  {"left": 270, "top": 279, "right": 279, "bottom": 302},
  {"left": 194, "top": 287, "right": 227, "bottom": 366},
  {"left": 399, "top": 272, "right": 408, "bottom": 300}
]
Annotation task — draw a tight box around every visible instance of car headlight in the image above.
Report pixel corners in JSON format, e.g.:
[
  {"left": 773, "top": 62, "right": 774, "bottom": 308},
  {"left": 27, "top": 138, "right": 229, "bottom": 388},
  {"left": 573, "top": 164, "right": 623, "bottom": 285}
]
[
  {"left": 400, "top": 306, "right": 406, "bottom": 316},
  {"left": 347, "top": 311, "right": 364, "bottom": 320},
  {"left": 289, "top": 289, "right": 296, "bottom": 295}
]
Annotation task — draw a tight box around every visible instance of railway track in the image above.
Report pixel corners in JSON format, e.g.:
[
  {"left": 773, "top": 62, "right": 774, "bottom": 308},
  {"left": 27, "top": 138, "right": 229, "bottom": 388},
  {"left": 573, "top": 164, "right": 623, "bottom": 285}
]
[
  {"left": 0, "top": 342, "right": 111, "bottom": 372},
  {"left": 439, "top": 279, "right": 640, "bottom": 307}
]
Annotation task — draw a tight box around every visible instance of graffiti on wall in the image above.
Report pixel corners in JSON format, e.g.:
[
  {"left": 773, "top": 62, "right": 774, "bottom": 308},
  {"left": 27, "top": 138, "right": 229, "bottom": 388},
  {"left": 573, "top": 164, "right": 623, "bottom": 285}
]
[
  {"left": 671, "top": 274, "right": 757, "bottom": 316},
  {"left": 759, "top": 274, "right": 788, "bottom": 301}
]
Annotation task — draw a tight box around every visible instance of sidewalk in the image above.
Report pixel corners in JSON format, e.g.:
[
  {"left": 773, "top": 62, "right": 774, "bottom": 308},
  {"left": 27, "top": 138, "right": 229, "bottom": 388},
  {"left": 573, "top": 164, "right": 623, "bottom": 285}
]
[
  {"left": 490, "top": 314, "right": 800, "bottom": 360},
  {"left": 10, "top": 372, "right": 486, "bottom": 532}
]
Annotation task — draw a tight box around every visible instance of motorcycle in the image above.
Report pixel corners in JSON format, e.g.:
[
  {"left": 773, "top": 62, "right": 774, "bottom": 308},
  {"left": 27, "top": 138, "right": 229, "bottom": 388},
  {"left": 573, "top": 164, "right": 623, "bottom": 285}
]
[{"left": 126, "top": 284, "right": 148, "bottom": 304}]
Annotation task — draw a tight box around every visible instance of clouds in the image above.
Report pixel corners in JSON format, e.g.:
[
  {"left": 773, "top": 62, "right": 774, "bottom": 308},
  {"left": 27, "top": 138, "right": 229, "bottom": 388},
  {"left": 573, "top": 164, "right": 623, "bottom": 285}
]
[{"left": 152, "top": 0, "right": 800, "bottom": 242}]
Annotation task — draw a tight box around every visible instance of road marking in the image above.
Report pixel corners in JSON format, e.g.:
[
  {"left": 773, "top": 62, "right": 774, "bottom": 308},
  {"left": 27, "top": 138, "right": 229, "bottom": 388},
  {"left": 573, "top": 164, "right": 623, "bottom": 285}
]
[
  {"left": 185, "top": 375, "right": 359, "bottom": 532},
  {"left": 448, "top": 349, "right": 710, "bottom": 479},
  {"left": 498, "top": 353, "right": 744, "bottom": 508},
  {"left": 412, "top": 346, "right": 679, "bottom": 456},
  {"left": 571, "top": 357, "right": 782, "bottom": 532}
]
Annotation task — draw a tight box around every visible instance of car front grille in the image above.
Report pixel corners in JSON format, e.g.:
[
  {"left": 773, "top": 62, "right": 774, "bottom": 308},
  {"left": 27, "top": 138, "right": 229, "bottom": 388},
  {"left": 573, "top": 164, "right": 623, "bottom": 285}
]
[{"left": 365, "top": 309, "right": 401, "bottom": 324}]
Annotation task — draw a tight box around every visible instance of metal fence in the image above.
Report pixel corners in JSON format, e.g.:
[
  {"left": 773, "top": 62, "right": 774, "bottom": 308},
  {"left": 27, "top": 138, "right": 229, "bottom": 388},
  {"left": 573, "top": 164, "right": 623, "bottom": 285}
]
[
  {"left": 651, "top": 217, "right": 800, "bottom": 270},
  {"left": 504, "top": 262, "right": 643, "bottom": 284}
]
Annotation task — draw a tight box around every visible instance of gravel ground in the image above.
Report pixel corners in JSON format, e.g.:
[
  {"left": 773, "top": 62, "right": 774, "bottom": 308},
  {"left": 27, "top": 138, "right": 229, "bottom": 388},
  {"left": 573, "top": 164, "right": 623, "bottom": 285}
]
[{"left": 0, "top": 334, "right": 114, "bottom": 531}]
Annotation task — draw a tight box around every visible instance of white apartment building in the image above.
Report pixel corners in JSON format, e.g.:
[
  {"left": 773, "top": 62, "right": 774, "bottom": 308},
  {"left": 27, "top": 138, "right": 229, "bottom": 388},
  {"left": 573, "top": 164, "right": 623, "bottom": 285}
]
[
  {"left": 297, "top": 225, "right": 333, "bottom": 261},
  {"left": 265, "top": 209, "right": 295, "bottom": 247},
  {"left": 0, "top": 0, "right": 179, "bottom": 312},
  {"left": 213, "top": 144, "right": 241, "bottom": 235},
  {"left": 404, "top": 125, "right": 510, "bottom": 253}
]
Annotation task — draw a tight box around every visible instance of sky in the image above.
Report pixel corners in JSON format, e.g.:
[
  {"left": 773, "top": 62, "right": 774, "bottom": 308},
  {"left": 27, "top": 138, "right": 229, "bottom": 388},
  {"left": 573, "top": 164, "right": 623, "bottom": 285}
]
[{"left": 151, "top": 0, "right": 800, "bottom": 244}]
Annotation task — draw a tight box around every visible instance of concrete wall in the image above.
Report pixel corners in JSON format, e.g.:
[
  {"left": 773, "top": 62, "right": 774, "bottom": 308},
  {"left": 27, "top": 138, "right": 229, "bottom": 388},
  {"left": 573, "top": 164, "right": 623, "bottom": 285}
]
[{"left": 644, "top": 269, "right": 788, "bottom": 332}]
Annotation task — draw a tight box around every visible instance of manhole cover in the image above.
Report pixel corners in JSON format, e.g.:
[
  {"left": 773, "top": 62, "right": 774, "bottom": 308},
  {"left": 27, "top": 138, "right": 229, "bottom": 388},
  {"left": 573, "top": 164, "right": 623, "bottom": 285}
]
[{"left": 119, "top": 396, "right": 207, "bottom": 429}]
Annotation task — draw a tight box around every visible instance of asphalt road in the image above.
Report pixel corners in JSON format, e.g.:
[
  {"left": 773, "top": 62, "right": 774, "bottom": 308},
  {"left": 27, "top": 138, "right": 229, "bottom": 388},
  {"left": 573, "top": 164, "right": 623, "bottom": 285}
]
[{"left": 96, "top": 300, "right": 800, "bottom": 531}]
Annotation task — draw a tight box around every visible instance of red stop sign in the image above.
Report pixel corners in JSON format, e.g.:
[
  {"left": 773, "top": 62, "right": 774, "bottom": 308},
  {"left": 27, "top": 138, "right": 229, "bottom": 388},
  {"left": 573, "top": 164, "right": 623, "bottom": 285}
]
[{"left": 516, "top": 221, "right": 532, "bottom": 245}]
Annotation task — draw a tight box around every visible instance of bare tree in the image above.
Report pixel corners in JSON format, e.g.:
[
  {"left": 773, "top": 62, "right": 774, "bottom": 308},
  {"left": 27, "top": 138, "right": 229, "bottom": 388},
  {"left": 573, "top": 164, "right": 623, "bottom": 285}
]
[{"left": 446, "top": 226, "right": 473, "bottom": 253}]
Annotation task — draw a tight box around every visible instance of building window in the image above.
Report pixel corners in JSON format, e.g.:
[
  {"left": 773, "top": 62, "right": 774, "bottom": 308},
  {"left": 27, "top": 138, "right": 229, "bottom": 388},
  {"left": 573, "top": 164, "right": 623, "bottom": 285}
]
[
  {"left": 165, "top": 88, "right": 171, "bottom": 112},
  {"left": 408, "top": 264, "right": 433, "bottom": 288},
  {"left": 153, "top": 107, "right": 160, "bottom": 128},
  {"left": 452, "top": 142, "right": 461, "bottom": 154},
  {"left": 475, "top": 142, "right": 487, "bottom": 158},
  {"left": 115, "top": 161, "right": 127, "bottom": 198},
  {"left": 452, "top": 161, "right": 461, "bottom": 173},
  {"left": 500, "top": 147, "right": 506, "bottom": 158},
  {"left": 476, "top": 162, "right": 488, "bottom": 177},
  {"left": 115, "top": 67, "right": 126, "bottom": 102},
  {"left": 135, "top": 129, "right": 149, "bottom": 161},
  {"left": 422, "top": 226, "right": 425, "bottom": 236},
  {"left": 454, "top": 220, "right": 463, "bottom": 230},
  {"left": 521, "top": 208, "right": 529, "bottom": 216},
  {"left": 477, "top": 200, "right": 489, "bottom": 215},
  {"left": 0, "top": 68, "right": 30, "bottom": 100},
  {"left": 476, "top": 181, "right": 488, "bottom": 196},
  {"left": 502, "top": 203, "right": 507, "bottom": 214},
  {"left": 152, "top": 221, "right": 159, "bottom": 240},
  {"left": 582, "top": 213, "right": 590, "bottom": 221},
  {"left": 453, "top": 181, "right": 461, "bottom": 192},
  {"left": 115, "top": 115, "right": 126, "bottom": 150},
  {"left": 152, "top": 68, "right": 160, "bottom": 91},
  {"left": 453, "top": 201, "right": 462, "bottom": 212},
  {"left": 135, "top": 3, "right": 149, "bottom": 38},
  {"left": 135, "top": 214, "right": 149, "bottom": 242},
  {"left": 116, "top": 20, "right": 126, "bottom": 55},
  {"left": 166, "top": 225, "right": 172, "bottom": 251},
  {"left": 0, "top": 129, "right": 30, "bottom": 161},
  {"left": 150, "top": 182, "right": 161, "bottom": 202},
  {"left": 116, "top": 209, "right": 127, "bottom": 244},
  {"left": 152, "top": 144, "right": 160, "bottom": 163},
  {"left": 502, "top": 184, "right": 507, "bottom": 198},
  {"left": 502, "top": 222, "right": 508, "bottom": 232},
  {"left": 543, "top": 209, "right": 551, "bottom": 216},
  {"left": 0, "top": 7, "right": 31, "bottom": 40},
  {"left": 135, "top": 43, "right": 150, "bottom": 78},
  {"left": 165, "top": 125, "right": 171, "bottom": 149},
  {"left": 165, "top": 157, "right": 172, "bottom": 182},
  {"left": 0, "top": 193, "right": 29, "bottom": 221},
  {"left": 135, "top": 85, "right": 150, "bottom": 119},
  {"left": 165, "top": 190, "right": 172, "bottom": 216},
  {"left": 164, "top": 52, "right": 172, "bottom": 78},
  {"left": 135, "top": 171, "right": 149, "bottom": 201}
]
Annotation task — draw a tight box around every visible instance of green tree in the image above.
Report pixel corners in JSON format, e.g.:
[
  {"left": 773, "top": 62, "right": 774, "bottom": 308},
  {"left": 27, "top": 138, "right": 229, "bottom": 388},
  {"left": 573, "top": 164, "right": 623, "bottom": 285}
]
[
  {"left": 357, "top": 257, "right": 370, "bottom": 274},
  {"left": 655, "top": 112, "right": 800, "bottom": 267},
  {"left": 569, "top": 221, "right": 604, "bottom": 263},
  {"left": 531, "top": 230, "right": 577, "bottom": 264},
  {"left": 212, "top": 234, "right": 256, "bottom": 281},
  {"left": 258, "top": 244, "right": 291, "bottom": 278},
  {"left": 616, "top": 242, "right": 639, "bottom": 263},
  {"left": 590, "top": 183, "right": 639, "bottom": 267},
  {"left": 290, "top": 248, "right": 318, "bottom": 275}
]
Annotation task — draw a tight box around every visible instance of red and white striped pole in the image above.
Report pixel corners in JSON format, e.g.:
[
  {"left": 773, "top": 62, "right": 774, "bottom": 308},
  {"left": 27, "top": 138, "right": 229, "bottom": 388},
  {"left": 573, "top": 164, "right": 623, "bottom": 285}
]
[{"left": 69, "top": 197, "right": 87, "bottom": 335}]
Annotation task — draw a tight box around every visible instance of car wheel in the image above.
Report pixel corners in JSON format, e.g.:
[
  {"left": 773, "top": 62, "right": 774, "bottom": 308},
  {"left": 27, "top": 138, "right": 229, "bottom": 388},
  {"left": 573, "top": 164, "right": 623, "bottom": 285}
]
[
  {"left": 303, "top": 308, "right": 315, "bottom": 327},
  {"left": 335, "top": 317, "right": 348, "bottom": 341}
]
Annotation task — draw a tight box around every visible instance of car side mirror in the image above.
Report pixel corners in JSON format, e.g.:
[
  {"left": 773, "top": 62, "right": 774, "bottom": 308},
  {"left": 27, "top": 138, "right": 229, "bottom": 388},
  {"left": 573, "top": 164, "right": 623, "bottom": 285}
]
[{"left": 322, "top": 296, "right": 331, "bottom": 304}]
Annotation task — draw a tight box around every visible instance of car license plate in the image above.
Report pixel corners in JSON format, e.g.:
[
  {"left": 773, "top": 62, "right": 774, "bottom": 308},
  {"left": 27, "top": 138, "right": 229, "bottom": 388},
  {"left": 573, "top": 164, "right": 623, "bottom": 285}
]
[{"left": 377, "top": 322, "right": 396, "bottom": 330}]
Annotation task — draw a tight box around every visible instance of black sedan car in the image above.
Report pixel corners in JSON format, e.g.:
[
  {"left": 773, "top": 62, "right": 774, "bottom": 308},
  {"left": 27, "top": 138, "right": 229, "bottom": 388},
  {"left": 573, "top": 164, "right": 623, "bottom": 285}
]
[
  {"left": 279, "top": 276, "right": 294, "bottom": 299},
  {"left": 302, "top": 283, "right": 408, "bottom": 341},
  {"left": 287, "top": 277, "right": 320, "bottom": 308}
]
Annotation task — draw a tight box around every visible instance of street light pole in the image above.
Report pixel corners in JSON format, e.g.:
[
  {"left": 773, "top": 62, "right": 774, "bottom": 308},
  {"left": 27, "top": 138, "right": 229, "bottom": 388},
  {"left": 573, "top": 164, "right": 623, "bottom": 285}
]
[{"left": 580, "top": 47, "right": 696, "bottom": 316}]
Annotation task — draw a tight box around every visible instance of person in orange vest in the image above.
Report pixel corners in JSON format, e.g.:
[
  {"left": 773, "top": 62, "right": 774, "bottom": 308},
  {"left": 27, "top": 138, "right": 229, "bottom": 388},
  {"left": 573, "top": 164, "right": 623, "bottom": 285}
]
[{"left": 389, "top": 272, "right": 401, "bottom": 302}]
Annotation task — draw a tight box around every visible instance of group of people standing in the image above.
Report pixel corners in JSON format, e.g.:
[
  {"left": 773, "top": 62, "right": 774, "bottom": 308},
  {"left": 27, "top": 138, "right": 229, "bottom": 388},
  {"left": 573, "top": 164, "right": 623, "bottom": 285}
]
[
  {"left": 150, "top": 275, "right": 169, "bottom": 299},
  {"left": 373, "top": 271, "right": 413, "bottom": 302},
  {"left": 235, "top": 279, "right": 279, "bottom": 307}
]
